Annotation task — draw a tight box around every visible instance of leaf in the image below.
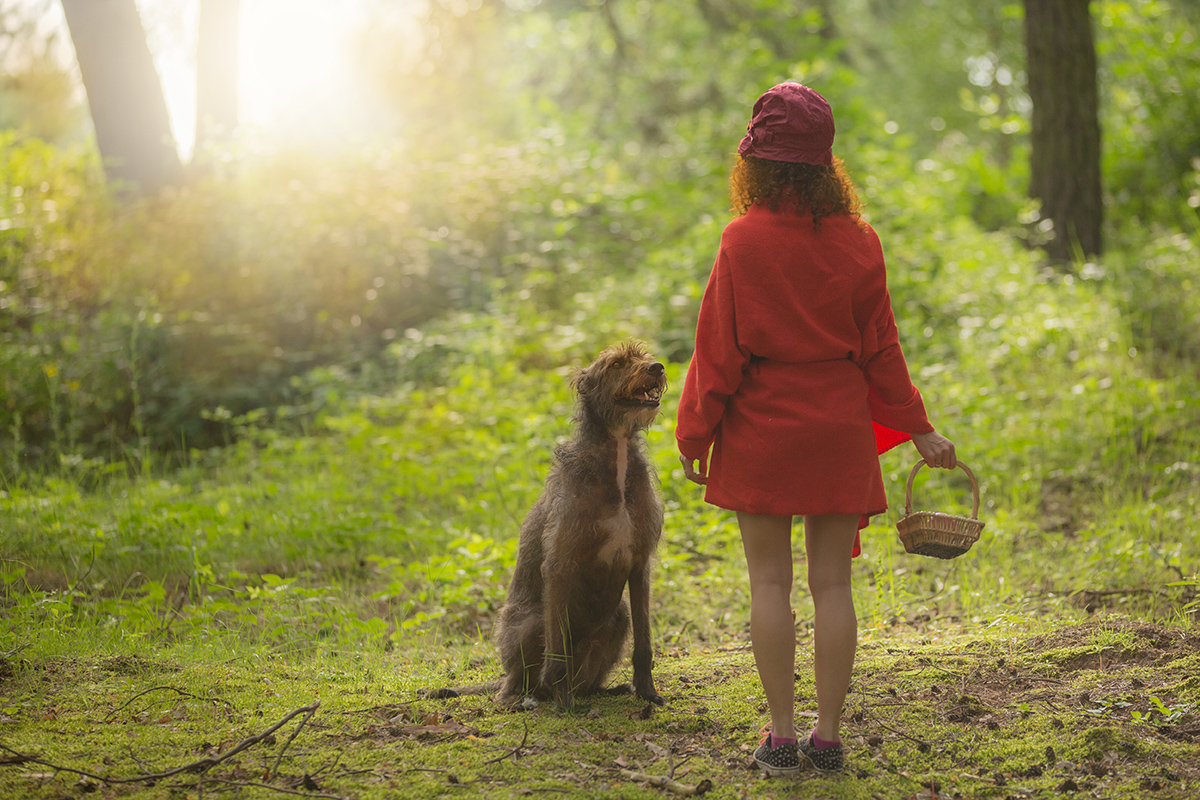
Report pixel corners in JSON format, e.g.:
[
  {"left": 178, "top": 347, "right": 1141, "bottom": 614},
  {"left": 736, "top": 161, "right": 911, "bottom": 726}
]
[{"left": 645, "top": 741, "right": 669, "bottom": 759}]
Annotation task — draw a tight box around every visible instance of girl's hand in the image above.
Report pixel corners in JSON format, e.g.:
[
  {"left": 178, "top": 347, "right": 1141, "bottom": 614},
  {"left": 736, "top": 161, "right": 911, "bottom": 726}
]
[
  {"left": 680, "top": 455, "right": 708, "bottom": 485},
  {"left": 912, "top": 431, "right": 957, "bottom": 469}
]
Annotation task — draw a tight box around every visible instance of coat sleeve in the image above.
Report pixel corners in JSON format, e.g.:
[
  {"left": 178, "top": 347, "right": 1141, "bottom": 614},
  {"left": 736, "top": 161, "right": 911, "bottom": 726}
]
[
  {"left": 676, "top": 247, "right": 751, "bottom": 471},
  {"left": 859, "top": 284, "right": 935, "bottom": 439}
]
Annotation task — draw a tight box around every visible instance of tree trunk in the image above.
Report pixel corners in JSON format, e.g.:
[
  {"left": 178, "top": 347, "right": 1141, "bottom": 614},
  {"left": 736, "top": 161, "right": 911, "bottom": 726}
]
[
  {"left": 1024, "top": 0, "right": 1103, "bottom": 261},
  {"left": 195, "top": 0, "right": 240, "bottom": 151},
  {"left": 60, "top": 0, "right": 182, "bottom": 196}
]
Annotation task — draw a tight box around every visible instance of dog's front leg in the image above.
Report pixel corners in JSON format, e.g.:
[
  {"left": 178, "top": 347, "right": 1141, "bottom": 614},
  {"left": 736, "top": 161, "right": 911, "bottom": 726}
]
[
  {"left": 628, "top": 562, "right": 664, "bottom": 705},
  {"left": 539, "top": 566, "right": 575, "bottom": 709}
]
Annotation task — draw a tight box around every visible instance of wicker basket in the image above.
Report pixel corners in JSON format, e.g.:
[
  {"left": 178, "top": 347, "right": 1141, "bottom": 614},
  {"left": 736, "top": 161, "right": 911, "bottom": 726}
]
[{"left": 896, "top": 460, "right": 984, "bottom": 559}]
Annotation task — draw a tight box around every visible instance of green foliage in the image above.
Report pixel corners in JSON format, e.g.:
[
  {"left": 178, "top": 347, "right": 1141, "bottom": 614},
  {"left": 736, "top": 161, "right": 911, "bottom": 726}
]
[
  {"left": 0, "top": 1, "right": 86, "bottom": 144},
  {"left": 1, "top": 0, "right": 1199, "bottom": 695},
  {"left": 5, "top": 0, "right": 1200, "bottom": 480},
  {"left": 1106, "top": 230, "right": 1200, "bottom": 361},
  {"left": 1098, "top": 0, "right": 1200, "bottom": 230},
  {"left": 3, "top": 5, "right": 1200, "bottom": 797},
  {"left": 0, "top": 128, "right": 691, "bottom": 473}
]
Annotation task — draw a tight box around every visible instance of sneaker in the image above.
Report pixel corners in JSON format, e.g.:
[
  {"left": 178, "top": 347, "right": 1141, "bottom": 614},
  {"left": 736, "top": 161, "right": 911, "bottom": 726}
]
[
  {"left": 798, "top": 733, "right": 845, "bottom": 772},
  {"left": 753, "top": 732, "right": 804, "bottom": 778}
]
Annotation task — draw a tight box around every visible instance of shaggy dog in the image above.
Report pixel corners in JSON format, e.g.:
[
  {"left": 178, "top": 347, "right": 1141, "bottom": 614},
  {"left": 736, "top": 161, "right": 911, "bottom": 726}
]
[{"left": 492, "top": 340, "right": 667, "bottom": 708}]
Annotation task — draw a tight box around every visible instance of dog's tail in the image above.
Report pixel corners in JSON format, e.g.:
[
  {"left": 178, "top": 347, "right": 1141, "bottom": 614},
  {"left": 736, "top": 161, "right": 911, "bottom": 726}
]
[{"left": 419, "top": 679, "right": 502, "bottom": 700}]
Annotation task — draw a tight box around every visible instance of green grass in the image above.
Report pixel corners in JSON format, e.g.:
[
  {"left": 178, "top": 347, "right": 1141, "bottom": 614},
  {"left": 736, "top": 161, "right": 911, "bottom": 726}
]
[
  {"left": 3, "top": 212, "right": 1200, "bottom": 797},
  {"left": 1, "top": 364, "right": 1197, "bottom": 798},
  {"left": 1, "top": 621, "right": 1197, "bottom": 799}
]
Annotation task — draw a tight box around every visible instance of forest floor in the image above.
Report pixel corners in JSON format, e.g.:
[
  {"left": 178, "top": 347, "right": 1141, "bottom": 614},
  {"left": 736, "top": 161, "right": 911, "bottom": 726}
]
[{"left": 1, "top": 616, "right": 1197, "bottom": 800}]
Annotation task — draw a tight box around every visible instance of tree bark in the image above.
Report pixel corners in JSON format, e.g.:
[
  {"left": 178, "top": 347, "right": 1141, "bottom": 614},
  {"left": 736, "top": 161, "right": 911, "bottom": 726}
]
[
  {"left": 195, "top": 0, "right": 240, "bottom": 150},
  {"left": 60, "top": 0, "right": 182, "bottom": 196},
  {"left": 1024, "top": 0, "right": 1103, "bottom": 261}
]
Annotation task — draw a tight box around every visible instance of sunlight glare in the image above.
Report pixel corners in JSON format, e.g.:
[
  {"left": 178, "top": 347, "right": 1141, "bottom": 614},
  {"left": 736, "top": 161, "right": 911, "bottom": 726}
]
[{"left": 238, "top": 0, "right": 378, "bottom": 146}]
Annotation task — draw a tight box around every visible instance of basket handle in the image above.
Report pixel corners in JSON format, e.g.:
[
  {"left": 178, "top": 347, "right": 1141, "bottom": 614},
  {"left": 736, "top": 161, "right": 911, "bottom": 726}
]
[{"left": 904, "top": 460, "right": 980, "bottom": 519}]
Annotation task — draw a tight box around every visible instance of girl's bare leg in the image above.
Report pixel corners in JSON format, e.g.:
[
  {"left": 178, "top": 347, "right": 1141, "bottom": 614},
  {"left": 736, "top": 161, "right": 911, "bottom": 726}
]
[
  {"left": 737, "top": 512, "right": 796, "bottom": 740},
  {"left": 802, "top": 513, "right": 860, "bottom": 743}
]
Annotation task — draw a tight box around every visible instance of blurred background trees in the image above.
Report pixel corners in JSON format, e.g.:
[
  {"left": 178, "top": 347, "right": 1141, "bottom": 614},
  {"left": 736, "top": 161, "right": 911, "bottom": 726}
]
[
  {"left": 194, "top": 0, "right": 239, "bottom": 153},
  {"left": 1, "top": 0, "right": 1198, "bottom": 478},
  {"left": 1024, "top": 0, "right": 1102, "bottom": 261},
  {"left": 60, "top": 0, "right": 183, "bottom": 193},
  {"left": 0, "top": 0, "right": 84, "bottom": 142}
]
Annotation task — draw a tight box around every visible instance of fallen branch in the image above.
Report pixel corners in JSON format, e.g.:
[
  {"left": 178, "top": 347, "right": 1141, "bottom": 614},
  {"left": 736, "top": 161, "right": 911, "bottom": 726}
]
[
  {"left": 1005, "top": 674, "right": 1065, "bottom": 688},
  {"left": 271, "top": 702, "right": 320, "bottom": 778},
  {"left": 0, "top": 701, "right": 320, "bottom": 785},
  {"left": 482, "top": 719, "right": 530, "bottom": 765},
  {"left": 180, "top": 777, "right": 346, "bottom": 799},
  {"left": 396, "top": 767, "right": 451, "bottom": 776},
  {"left": 873, "top": 721, "right": 932, "bottom": 752},
  {"left": 0, "top": 744, "right": 111, "bottom": 784},
  {"left": 103, "top": 685, "right": 237, "bottom": 722},
  {"left": 618, "top": 769, "right": 712, "bottom": 796},
  {"left": 118, "top": 701, "right": 321, "bottom": 783}
]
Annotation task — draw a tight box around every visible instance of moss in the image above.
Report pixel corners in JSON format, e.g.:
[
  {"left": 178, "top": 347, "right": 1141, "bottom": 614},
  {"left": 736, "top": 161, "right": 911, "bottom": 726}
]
[
  {"left": 1077, "top": 725, "right": 1146, "bottom": 759},
  {"left": 1, "top": 623, "right": 1198, "bottom": 799}
]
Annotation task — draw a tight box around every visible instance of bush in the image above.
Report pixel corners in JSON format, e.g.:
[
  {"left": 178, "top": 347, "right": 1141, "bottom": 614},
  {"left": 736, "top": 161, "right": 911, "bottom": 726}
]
[
  {"left": 0, "top": 126, "right": 721, "bottom": 477},
  {"left": 1107, "top": 230, "right": 1200, "bottom": 362}
]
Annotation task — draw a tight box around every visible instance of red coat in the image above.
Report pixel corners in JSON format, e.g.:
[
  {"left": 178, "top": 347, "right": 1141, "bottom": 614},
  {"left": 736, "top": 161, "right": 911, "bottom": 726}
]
[{"left": 676, "top": 205, "right": 934, "bottom": 551}]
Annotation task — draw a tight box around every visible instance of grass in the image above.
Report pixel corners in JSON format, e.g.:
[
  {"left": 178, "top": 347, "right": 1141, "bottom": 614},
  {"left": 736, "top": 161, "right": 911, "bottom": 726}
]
[
  {"left": 1, "top": 620, "right": 1197, "bottom": 799},
  {"left": 1, "top": 396, "right": 1197, "bottom": 799},
  {"left": 3, "top": 220, "right": 1200, "bottom": 797}
]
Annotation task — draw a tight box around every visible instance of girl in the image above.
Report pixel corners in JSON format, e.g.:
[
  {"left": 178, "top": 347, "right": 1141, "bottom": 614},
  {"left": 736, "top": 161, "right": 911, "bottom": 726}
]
[{"left": 677, "top": 82, "right": 957, "bottom": 776}]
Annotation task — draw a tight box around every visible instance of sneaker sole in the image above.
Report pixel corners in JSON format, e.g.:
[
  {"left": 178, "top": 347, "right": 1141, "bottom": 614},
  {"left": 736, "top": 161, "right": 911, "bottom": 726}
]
[{"left": 756, "top": 761, "right": 803, "bottom": 779}]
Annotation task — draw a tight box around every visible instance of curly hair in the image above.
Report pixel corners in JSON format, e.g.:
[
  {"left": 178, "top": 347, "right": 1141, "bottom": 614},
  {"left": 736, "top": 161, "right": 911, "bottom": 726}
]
[{"left": 729, "top": 154, "right": 863, "bottom": 229}]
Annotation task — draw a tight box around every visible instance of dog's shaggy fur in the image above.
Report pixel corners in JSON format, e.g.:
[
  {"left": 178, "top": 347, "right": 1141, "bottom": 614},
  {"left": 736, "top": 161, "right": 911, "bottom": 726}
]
[{"left": 492, "top": 340, "right": 667, "bottom": 708}]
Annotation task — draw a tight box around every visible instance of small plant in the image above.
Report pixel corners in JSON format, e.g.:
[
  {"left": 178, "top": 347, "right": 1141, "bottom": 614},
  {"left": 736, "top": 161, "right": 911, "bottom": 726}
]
[
  {"left": 1131, "top": 696, "right": 1193, "bottom": 726},
  {"left": 1168, "top": 576, "right": 1199, "bottom": 616}
]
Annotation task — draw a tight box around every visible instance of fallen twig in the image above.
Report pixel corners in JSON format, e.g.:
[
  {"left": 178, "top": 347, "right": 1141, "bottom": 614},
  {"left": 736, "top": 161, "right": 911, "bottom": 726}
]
[
  {"left": 119, "top": 701, "right": 321, "bottom": 783},
  {"left": 1004, "top": 674, "right": 1065, "bottom": 688},
  {"left": 0, "top": 701, "right": 320, "bottom": 785},
  {"left": 103, "top": 685, "right": 237, "bottom": 722},
  {"left": 271, "top": 701, "right": 320, "bottom": 778},
  {"left": 309, "top": 750, "right": 344, "bottom": 779},
  {"left": 873, "top": 721, "right": 932, "bottom": 751},
  {"left": 618, "top": 768, "right": 712, "bottom": 796},
  {"left": 182, "top": 777, "right": 346, "bottom": 799},
  {"left": 396, "top": 767, "right": 451, "bottom": 775},
  {"left": 0, "top": 744, "right": 111, "bottom": 784},
  {"left": 482, "top": 719, "right": 530, "bottom": 765},
  {"left": 668, "top": 620, "right": 694, "bottom": 643}
]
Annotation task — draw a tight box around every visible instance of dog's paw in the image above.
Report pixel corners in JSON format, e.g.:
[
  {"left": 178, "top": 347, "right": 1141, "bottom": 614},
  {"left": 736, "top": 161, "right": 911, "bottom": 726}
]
[
  {"left": 495, "top": 691, "right": 541, "bottom": 711},
  {"left": 551, "top": 686, "right": 576, "bottom": 711},
  {"left": 636, "top": 687, "right": 665, "bottom": 706},
  {"left": 495, "top": 691, "right": 523, "bottom": 707}
]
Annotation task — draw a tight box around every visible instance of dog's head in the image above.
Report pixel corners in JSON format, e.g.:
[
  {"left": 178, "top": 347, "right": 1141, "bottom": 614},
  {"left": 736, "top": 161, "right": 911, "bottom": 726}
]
[{"left": 571, "top": 340, "right": 667, "bottom": 433}]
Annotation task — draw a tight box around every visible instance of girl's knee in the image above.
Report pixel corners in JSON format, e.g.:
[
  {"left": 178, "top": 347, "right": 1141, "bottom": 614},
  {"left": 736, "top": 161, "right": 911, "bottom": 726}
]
[
  {"left": 806, "top": 570, "right": 852, "bottom": 598},
  {"left": 750, "top": 569, "right": 793, "bottom": 597}
]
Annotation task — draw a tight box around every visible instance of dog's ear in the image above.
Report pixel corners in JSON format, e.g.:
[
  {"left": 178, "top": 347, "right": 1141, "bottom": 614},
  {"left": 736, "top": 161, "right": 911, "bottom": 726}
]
[{"left": 570, "top": 366, "right": 594, "bottom": 396}]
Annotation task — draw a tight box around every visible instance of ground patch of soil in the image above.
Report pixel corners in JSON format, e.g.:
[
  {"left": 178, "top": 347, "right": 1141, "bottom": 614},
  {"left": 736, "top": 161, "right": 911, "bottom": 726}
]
[{"left": 844, "top": 619, "right": 1199, "bottom": 798}]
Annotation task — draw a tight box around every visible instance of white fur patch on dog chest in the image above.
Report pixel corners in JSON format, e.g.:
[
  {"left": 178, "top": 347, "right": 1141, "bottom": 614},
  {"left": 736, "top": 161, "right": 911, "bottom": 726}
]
[
  {"left": 596, "top": 508, "right": 634, "bottom": 566},
  {"left": 615, "top": 437, "right": 629, "bottom": 504}
]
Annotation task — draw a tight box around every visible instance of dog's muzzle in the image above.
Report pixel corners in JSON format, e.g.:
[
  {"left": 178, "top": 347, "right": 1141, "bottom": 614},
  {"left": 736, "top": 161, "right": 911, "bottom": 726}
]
[{"left": 624, "top": 363, "right": 666, "bottom": 408}]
